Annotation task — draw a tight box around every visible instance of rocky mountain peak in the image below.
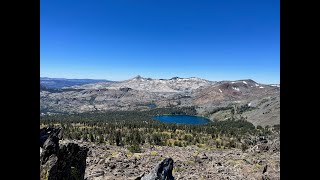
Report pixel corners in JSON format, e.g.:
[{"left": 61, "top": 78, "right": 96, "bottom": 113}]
[
  {"left": 132, "top": 75, "right": 150, "bottom": 80},
  {"left": 135, "top": 75, "right": 142, "bottom": 79},
  {"left": 128, "top": 75, "right": 149, "bottom": 82},
  {"left": 239, "top": 79, "right": 257, "bottom": 84},
  {"left": 170, "top": 76, "right": 180, "bottom": 80}
]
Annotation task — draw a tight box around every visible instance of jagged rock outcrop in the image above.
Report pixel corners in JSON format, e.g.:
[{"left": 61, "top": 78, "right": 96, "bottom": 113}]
[
  {"left": 140, "top": 158, "right": 174, "bottom": 180},
  {"left": 40, "top": 127, "right": 63, "bottom": 147},
  {"left": 40, "top": 127, "right": 88, "bottom": 180}
]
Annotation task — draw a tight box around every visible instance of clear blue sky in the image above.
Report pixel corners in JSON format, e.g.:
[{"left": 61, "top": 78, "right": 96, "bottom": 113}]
[{"left": 40, "top": 0, "right": 279, "bottom": 84}]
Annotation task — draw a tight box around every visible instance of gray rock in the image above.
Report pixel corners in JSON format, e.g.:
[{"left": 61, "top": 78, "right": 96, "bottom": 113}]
[
  {"left": 40, "top": 128, "right": 60, "bottom": 164},
  {"left": 217, "top": 166, "right": 225, "bottom": 173},
  {"left": 92, "top": 171, "right": 104, "bottom": 177},
  {"left": 141, "top": 158, "right": 174, "bottom": 180},
  {"left": 200, "top": 153, "right": 208, "bottom": 159},
  {"left": 40, "top": 128, "right": 89, "bottom": 180}
]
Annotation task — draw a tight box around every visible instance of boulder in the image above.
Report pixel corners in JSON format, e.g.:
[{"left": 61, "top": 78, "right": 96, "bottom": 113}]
[
  {"left": 40, "top": 128, "right": 61, "bottom": 164},
  {"left": 140, "top": 158, "right": 174, "bottom": 180},
  {"left": 40, "top": 127, "right": 89, "bottom": 180},
  {"left": 40, "top": 127, "right": 62, "bottom": 147},
  {"left": 200, "top": 153, "right": 208, "bottom": 159}
]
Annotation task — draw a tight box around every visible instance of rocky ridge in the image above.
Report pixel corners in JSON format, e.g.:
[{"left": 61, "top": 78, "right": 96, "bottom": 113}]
[{"left": 69, "top": 76, "right": 214, "bottom": 92}]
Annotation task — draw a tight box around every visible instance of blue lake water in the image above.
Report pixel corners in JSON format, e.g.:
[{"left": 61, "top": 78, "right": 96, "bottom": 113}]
[{"left": 153, "top": 115, "right": 210, "bottom": 124}]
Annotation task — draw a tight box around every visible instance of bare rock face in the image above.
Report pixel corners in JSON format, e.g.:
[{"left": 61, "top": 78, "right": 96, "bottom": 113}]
[
  {"left": 40, "top": 127, "right": 63, "bottom": 147},
  {"left": 140, "top": 158, "right": 174, "bottom": 180},
  {"left": 40, "top": 127, "right": 88, "bottom": 180},
  {"left": 40, "top": 128, "right": 61, "bottom": 164}
]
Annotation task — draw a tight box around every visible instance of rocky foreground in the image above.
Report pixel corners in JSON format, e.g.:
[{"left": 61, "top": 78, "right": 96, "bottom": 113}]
[
  {"left": 40, "top": 127, "right": 280, "bottom": 180},
  {"left": 83, "top": 140, "right": 279, "bottom": 180}
]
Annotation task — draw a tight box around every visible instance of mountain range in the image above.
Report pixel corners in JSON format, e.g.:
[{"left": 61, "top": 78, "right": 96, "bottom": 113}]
[
  {"left": 40, "top": 76, "right": 280, "bottom": 126},
  {"left": 40, "top": 77, "right": 111, "bottom": 89}
]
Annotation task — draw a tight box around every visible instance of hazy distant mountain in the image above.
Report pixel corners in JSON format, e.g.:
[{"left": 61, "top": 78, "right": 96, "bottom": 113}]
[
  {"left": 40, "top": 77, "right": 111, "bottom": 89},
  {"left": 69, "top": 75, "right": 215, "bottom": 92},
  {"left": 40, "top": 76, "right": 280, "bottom": 126}
]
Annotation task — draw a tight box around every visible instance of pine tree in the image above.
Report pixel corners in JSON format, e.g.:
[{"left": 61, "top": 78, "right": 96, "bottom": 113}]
[{"left": 90, "top": 133, "right": 95, "bottom": 142}]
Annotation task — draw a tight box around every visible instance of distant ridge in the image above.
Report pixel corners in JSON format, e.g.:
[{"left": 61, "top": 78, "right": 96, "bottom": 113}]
[{"left": 40, "top": 77, "right": 111, "bottom": 89}]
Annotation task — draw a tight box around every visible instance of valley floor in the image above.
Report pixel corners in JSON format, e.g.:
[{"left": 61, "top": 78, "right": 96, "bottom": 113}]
[{"left": 61, "top": 139, "right": 280, "bottom": 180}]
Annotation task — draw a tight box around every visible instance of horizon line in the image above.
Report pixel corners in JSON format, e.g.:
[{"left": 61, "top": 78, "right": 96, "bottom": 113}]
[{"left": 40, "top": 75, "right": 280, "bottom": 84}]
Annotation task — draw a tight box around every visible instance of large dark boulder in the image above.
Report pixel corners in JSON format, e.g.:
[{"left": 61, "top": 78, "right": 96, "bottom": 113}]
[
  {"left": 40, "top": 127, "right": 88, "bottom": 180},
  {"left": 40, "top": 127, "right": 62, "bottom": 163},
  {"left": 40, "top": 127, "right": 63, "bottom": 147},
  {"left": 40, "top": 133, "right": 60, "bottom": 164},
  {"left": 140, "top": 158, "right": 174, "bottom": 180},
  {"left": 44, "top": 143, "right": 89, "bottom": 180}
]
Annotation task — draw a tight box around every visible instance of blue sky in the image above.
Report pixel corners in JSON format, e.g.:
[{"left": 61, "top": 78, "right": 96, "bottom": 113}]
[{"left": 40, "top": 0, "right": 279, "bottom": 84}]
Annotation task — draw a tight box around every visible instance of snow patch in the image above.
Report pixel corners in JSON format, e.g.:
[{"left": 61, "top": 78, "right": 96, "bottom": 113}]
[
  {"left": 248, "top": 103, "right": 251, "bottom": 106},
  {"left": 255, "top": 84, "right": 259, "bottom": 87},
  {"left": 259, "top": 86, "right": 264, "bottom": 88},
  {"left": 232, "top": 87, "right": 240, "bottom": 91},
  {"left": 243, "top": 81, "right": 247, "bottom": 84},
  {"left": 231, "top": 82, "right": 235, "bottom": 84},
  {"left": 219, "top": 89, "right": 222, "bottom": 93}
]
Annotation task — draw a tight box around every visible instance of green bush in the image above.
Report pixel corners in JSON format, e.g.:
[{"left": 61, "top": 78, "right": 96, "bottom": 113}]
[{"left": 241, "top": 143, "right": 248, "bottom": 152}]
